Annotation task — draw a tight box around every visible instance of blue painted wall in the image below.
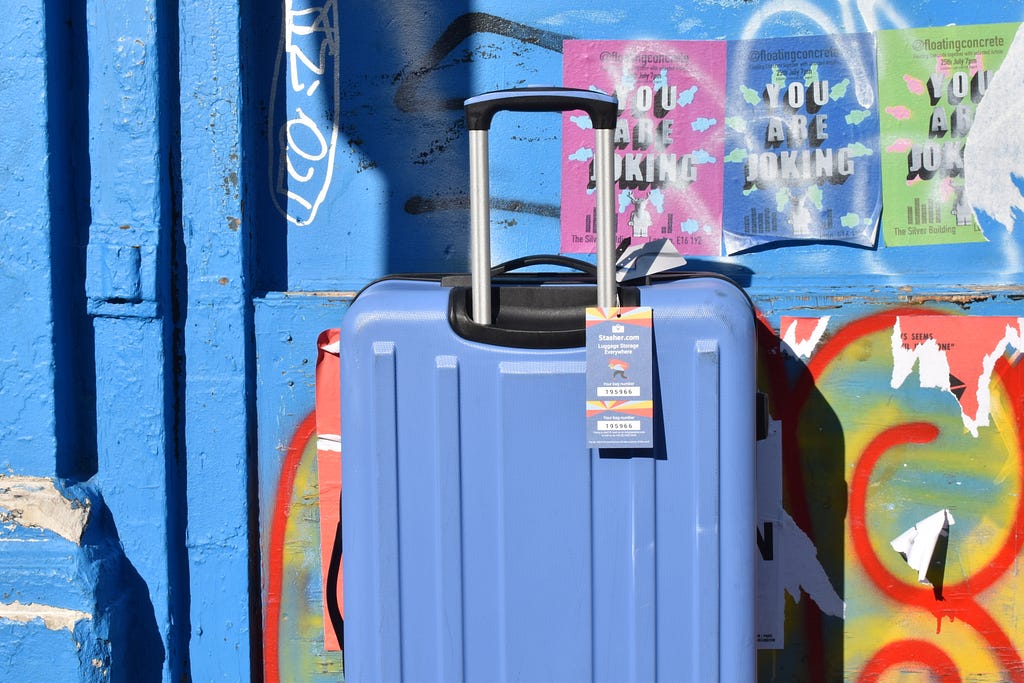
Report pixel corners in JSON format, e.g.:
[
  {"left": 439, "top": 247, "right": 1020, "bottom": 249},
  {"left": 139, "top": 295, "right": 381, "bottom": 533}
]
[
  {"left": 2, "top": 0, "right": 251, "bottom": 679},
  {"left": 260, "top": 2, "right": 1024, "bottom": 681},
  {"left": 5, "top": 0, "right": 1024, "bottom": 681}
]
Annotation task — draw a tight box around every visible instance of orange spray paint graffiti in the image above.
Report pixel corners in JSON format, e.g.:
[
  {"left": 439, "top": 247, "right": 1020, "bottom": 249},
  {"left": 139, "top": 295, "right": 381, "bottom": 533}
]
[
  {"left": 263, "top": 329, "right": 345, "bottom": 681},
  {"left": 769, "top": 308, "right": 1024, "bottom": 680},
  {"left": 263, "top": 409, "right": 345, "bottom": 681}
]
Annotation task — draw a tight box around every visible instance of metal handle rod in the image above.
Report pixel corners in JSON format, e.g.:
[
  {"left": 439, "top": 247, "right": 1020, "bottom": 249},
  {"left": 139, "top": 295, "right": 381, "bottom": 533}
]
[
  {"left": 467, "top": 88, "right": 619, "bottom": 325},
  {"left": 593, "top": 127, "right": 616, "bottom": 309},
  {"left": 469, "top": 129, "right": 492, "bottom": 324}
]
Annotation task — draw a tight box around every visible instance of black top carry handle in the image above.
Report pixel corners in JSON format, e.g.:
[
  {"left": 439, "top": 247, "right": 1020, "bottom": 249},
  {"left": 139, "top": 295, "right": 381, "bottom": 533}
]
[
  {"left": 464, "top": 87, "right": 618, "bottom": 131},
  {"left": 490, "top": 254, "right": 597, "bottom": 278}
]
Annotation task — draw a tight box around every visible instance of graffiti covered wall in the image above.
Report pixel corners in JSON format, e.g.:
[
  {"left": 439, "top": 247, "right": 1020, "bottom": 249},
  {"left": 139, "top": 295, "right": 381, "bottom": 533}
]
[
  {"left": 253, "top": 0, "right": 1024, "bottom": 681},
  {"left": 753, "top": 303, "right": 1024, "bottom": 680}
]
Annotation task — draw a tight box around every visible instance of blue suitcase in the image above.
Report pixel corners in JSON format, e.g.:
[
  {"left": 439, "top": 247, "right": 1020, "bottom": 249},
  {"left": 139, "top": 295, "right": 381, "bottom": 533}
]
[{"left": 341, "top": 89, "right": 756, "bottom": 682}]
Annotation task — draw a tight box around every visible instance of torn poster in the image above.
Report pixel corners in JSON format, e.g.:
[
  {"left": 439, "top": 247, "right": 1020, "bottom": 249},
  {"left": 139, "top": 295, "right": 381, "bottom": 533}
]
[
  {"left": 615, "top": 238, "right": 687, "bottom": 282},
  {"left": 877, "top": 22, "right": 1020, "bottom": 246},
  {"left": 757, "top": 419, "right": 845, "bottom": 649},
  {"left": 561, "top": 39, "right": 727, "bottom": 256},
  {"left": 965, "top": 23, "right": 1024, "bottom": 232},
  {"left": 891, "top": 316, "right": 1024, "bottom": 437},
  {"left": 722, "top": 33, "right": 881, "bottom": 254},
  {"left": 781, "top": 316, "right": 831, "bottom": 359},
  {"left": 890, "top": 509, "right": 955, "bottom": 584}
]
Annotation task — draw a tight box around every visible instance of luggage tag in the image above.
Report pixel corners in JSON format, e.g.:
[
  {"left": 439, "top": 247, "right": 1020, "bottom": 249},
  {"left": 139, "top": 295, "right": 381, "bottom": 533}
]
[{"left": 585, "top": 307, "right": 655, "bottom": 448}]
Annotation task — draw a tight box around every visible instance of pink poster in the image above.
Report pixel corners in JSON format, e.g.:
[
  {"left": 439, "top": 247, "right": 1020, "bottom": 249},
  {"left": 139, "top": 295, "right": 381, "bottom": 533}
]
[{"left": 561, "top": 40, "right": 727, "bottom": 256}]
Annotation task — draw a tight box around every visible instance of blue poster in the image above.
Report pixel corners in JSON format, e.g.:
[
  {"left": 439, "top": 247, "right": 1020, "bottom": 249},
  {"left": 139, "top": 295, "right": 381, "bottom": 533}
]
[{"left": 723, "top": 33, "right": 881, "bottom": 254}]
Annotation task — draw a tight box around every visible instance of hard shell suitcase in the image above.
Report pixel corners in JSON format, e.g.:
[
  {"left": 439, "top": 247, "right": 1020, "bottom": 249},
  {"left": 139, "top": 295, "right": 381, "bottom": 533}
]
[{"left": 341, "top": 88, "right": 756, "bottom": 682}]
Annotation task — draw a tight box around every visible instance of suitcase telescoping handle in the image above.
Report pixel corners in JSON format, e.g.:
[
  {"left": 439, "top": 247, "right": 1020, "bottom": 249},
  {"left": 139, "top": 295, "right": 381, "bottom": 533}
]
[{"left": 464, "top": 87, "right": 619, "bottom": 325}]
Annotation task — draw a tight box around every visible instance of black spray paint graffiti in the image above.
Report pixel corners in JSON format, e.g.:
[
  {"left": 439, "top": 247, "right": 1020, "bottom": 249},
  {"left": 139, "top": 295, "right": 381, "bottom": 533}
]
[
  {"left": 396, "top": 13, "right": 571, "bottom": 220},
  {"left": 270, "top": 6, "right": 756, "bottom": 227},
  {"left": 394, "top": 13, "right": 570, "bottom": 113}
]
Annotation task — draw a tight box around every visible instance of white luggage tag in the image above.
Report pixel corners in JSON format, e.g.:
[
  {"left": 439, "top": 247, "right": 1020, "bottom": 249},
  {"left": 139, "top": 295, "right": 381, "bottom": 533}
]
[{"left": 586, "top": 306, "right": 655, "bottom": 448}]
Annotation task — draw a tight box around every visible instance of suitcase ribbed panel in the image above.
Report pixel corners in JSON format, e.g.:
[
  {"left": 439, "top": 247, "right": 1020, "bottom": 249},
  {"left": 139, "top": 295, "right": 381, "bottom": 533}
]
[
  {"left": 462, "top": 360, "right": 592, "bottom": 681},
  {"left": 591, "top": 448, "right": 657, "bottom": 681},
  {"left": 342, "top": 277, "right": 756, "bottom": 682},
  {"left": 502, "top": 361, "right": 590, "bottom": 682},
  {"left": 369, "top": 340, "right": 402, "bottom": 680},
  {"left": 432, "top": 354, "right": 464, "bottom": 682},
  {"left": 690, "top": 339, "right": 721, "bottom": 682},
  {"left": 458, "top": 360, "right": 504, "bottom": 679}
]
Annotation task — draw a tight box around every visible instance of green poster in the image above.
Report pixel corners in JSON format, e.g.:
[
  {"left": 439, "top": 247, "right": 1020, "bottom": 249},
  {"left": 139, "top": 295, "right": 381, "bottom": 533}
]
[{"left": 877, "top": 23, "right": 1019, "bottom": 246}]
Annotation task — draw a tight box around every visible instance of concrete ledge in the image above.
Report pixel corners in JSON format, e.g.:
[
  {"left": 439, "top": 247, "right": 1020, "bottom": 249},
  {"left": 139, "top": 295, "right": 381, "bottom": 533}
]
[{"left": 0, "top": 478, "right": 164, "bottom": 680}]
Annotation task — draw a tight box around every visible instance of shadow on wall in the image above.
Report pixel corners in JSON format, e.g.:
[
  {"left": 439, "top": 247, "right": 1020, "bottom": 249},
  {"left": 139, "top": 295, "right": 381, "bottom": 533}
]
[
  {"left": 383, "top": 11, "right": 575, "bottom": 276},
  {"left": 245, "top": 0, "right": 287, "bottom": 293},
  {"left": 254, "top": 4, "right": 586, "bottom": 291},
  {"left": 756, "top": 318, "right": 847, "bottom": 683},
  {"left": 46, "top": 0, "right": 97, "bottom": 481},
  {"left": 75, "top": 484, "right": 165, "bottom": 679}
]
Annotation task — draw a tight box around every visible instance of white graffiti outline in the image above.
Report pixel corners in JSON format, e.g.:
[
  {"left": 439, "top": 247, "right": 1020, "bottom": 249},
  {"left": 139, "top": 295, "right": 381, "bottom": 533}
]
[
  {"left": 737, "top": 0, "right": 904, "bottom": 111},
  {"left": 740, "top": 0, "right": 909, "bottom": 39},
  {"left": 269, "top": 0, "right": 340, "bottom": 227}
]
